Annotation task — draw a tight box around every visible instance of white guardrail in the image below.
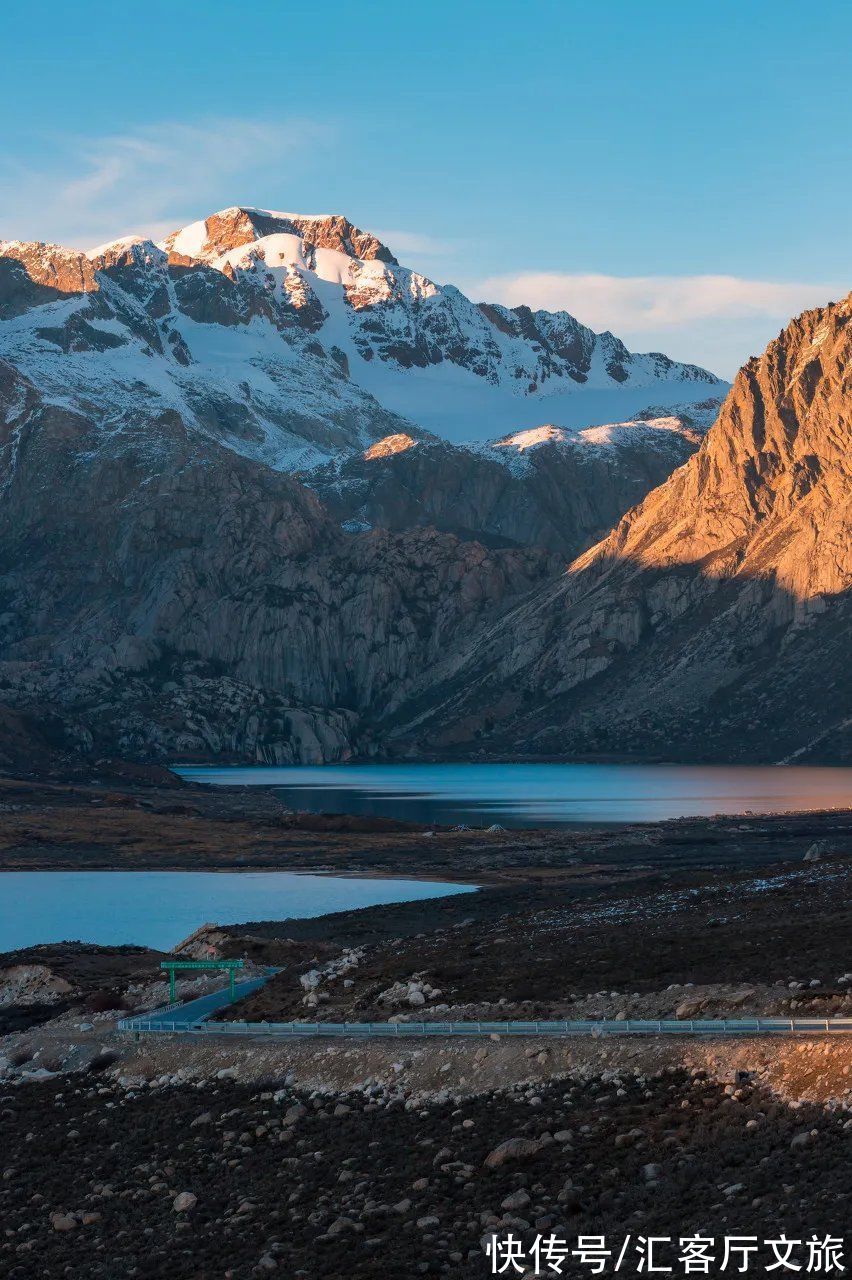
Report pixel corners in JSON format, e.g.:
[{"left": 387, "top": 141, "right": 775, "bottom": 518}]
[{"left": 118, "top": 1016, "right": 852, "bottom": 1038}]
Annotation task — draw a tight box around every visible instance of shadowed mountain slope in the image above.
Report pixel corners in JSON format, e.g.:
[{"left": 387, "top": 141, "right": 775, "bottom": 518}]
[
  {"left": 0, "top": 361, "right": 553, "bottom": 764},
  {"left": 388, "top": 294, "right": 852, "bottom": 763},
  {"left": 303, "top": 401, "right": 720, "bottom": 558}
]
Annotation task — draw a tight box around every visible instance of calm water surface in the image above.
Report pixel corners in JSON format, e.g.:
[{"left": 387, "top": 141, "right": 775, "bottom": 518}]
[
  {"left": 0, "top": 871, "right": 475, "bottom": 953},
  {"left": 176, "top": 763, "right": 852, "bottom": 828}
]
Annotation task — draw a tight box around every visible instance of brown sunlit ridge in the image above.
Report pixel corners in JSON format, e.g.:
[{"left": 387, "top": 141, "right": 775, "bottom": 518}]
[{"left": 391, "top": 293, "right": 852, "bottom": 763}]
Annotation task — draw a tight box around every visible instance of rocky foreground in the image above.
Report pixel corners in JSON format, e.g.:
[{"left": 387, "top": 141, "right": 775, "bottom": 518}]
[{"left": 3, "top": 1040, "right": 851, "bottom": 1279}]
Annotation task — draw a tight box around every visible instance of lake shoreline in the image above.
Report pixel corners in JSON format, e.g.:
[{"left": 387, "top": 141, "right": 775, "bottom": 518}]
[{"left": 2, "top": 770, "right": 851, "bottom": 883}]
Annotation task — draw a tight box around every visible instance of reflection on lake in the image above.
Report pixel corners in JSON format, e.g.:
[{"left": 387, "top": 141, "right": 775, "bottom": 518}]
[{"left": 176, "top": 763, "right": 852, "bottom": 829}]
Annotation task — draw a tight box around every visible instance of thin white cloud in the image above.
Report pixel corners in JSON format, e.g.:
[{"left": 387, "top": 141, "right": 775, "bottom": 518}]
[
  {"left": 465, "top": 271, "right": 849, "bottom": 378},
  {"left": 372, "top": 229, "right": 463, "bottom": 260},
  {"left": 0, "top": 117, "right": 330, "bottom": 249},
  {"left": 469, "top": 271, "right": 846, "bottom": 333}
]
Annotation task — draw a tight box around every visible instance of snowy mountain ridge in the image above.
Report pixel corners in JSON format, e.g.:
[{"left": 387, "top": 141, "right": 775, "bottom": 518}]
[
  {"left": 0, "top": 206, "right": 726, "bottom": 471},
  {"left": 302, "top": 395, "right": 722, "bottom": 559}
]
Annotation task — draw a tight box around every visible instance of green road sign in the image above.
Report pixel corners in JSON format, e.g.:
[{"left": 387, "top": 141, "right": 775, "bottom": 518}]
[{"left": 160, "top": 958, "right": 245, "bottom": 1001}]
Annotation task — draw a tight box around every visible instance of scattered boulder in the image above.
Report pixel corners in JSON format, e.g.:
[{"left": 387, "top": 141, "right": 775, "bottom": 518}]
[
  {"left": 501, "top": 1189, "right": 531, "bottom": 1211},
  {"left": 483, "top": 1134, "right": 552, "bottom": 1169},
  {"left": 326, "top": 1216, "right": 356, "bottom": 1236},
  {"left": 728, "top": 987, "right": 756, "bottom": 1007}
]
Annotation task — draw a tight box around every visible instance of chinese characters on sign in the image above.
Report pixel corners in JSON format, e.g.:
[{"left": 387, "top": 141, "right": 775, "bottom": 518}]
[{"left": 484, "top": 1233, "right": 845, "bottom": 1275}]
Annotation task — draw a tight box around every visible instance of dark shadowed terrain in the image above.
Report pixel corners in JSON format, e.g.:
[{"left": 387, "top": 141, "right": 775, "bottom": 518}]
[{"left": 3, "top": 1066, "right": 849, "bottom": 1279}]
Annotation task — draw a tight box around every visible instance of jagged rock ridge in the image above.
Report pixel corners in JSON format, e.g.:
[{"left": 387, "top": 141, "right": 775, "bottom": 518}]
[
  {"left": 387, "top": 294, "right": 852, "bottom": 763},
  {"left": 162, "top": 206, "right": 398, "bottom": 265}
]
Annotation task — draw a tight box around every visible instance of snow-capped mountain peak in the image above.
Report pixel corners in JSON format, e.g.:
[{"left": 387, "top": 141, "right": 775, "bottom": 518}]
[
  {"left": 153, "top": 207, "right": 727, "bottom": 443},
  {"left": 160, "top": 206, "right": 397, "bottom": 266},
  {"left": 0, "top": 205, "right": 727, "bottom": 472},
  {"left": 494, "top": 425, "right": 567, "bottom": 452},
  {"left": 84, "top": 234, "right": 151, "bottom": 260}
]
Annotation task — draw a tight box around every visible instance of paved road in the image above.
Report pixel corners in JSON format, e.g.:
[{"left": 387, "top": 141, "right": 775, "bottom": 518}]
[
  {"left": 119, "top": 975, "right": 271, "bottom": 1032},
  {"left": 118, "top": 977, "right": 852, "bottom": 1039}
]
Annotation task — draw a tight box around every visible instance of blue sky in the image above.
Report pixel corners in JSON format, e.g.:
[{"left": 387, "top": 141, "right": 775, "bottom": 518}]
[{"left": 2, "top": 0, "right": 851, "bottom": 376}]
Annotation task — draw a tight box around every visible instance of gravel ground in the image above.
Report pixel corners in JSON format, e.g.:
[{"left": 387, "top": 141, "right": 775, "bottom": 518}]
[
  {"left": 221, "top": 860, "right": 852, "bottom": 1024},
  {"left": 3, "top": 1053, "right": 850, "bottom": 1280}
]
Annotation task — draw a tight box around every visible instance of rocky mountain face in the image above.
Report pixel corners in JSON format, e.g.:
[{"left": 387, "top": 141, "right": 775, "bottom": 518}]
[
  {"left": 162, "top": 206, "right": 397, "bottom": 265},
  {"left": 158, "top": 206, "right": 721, "bottom": 408},
  {"left": 389, "top": 294, "right": 852, "bottom": 763},
  {"left": 7, "top": 206, "right": 842, "bottom": 768},
  {"left": 305, "top": 401, "right": 719, "bottom": 558},
  {"left": 0, "top": 360, "right": 553, "bottom": 764}
]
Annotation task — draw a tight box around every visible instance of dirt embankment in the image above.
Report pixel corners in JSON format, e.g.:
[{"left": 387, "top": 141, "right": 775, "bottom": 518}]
[{"left": 0, "top": 943, "right": 170, "bottom": 1035}]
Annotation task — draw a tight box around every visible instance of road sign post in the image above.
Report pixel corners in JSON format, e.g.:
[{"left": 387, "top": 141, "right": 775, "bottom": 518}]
[{"left": 160, "top": 958, "right": 245, "bottom": 1004}]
